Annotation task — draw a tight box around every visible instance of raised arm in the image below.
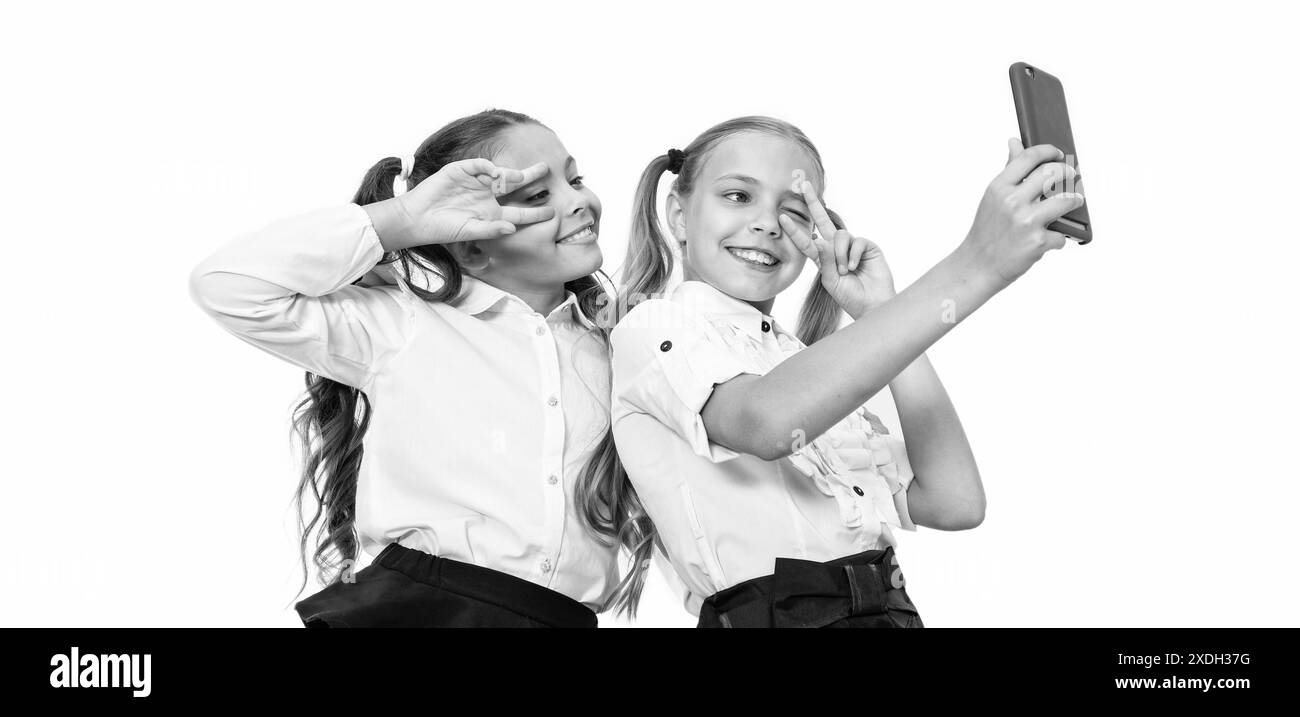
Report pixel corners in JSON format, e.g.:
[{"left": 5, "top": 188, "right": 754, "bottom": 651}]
[
  {"left": 189, "top": 158, "right": 557, "bottom": 388},
  {"left": 702, "top": 143, "right": 1084, "bottom": 460}
]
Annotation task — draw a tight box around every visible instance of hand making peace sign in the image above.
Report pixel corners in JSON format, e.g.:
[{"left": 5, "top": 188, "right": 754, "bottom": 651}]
[
  {"left": 777, "top": 172, "right": 897, "bottom": 321},
  {"left": 375, "top": 158, "right": 558, "bottom": 251}
]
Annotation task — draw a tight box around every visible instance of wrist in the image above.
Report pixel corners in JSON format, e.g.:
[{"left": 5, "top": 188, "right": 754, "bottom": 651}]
[
  {"left": 363, "top": 197, "right": 417, "bottom": 253},
  {"left": 848, "top": 289, "right": 898, "bottom": 321},
  {"left": 944, "top": 244, "right": 1011, "bottom": 296}
]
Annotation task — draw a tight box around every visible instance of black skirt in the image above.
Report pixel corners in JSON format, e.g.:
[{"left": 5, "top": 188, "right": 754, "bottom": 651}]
[
  {"left": 294, "top": 543, "right": 598, "bottom": 628},
  {"left": 697, "top": 545, "right": 924, "bottom": 628}
]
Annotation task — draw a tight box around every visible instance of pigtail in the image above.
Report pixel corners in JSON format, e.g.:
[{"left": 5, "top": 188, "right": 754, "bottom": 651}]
[
  {"left": 353, "top": 156, "right": 403, "bottom": 204},
  {"left": 621, "top": 154, "right": 677, "bottom": 310},
  {"left": 569, "top": 268, "right": 659, "bottom": 618},
  {"left": 575, "top": 428, "right": 658, "bottom": 619}
]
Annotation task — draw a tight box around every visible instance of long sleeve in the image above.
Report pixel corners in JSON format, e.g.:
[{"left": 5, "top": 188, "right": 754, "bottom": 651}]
[{"left": 189, "top": 204, "right": 415, "bottom": 389}]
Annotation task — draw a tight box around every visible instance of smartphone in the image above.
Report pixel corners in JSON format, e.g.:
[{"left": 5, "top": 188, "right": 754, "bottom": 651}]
[{"left": 1009, "top": 62, "right": 1092, "bottom": 244}]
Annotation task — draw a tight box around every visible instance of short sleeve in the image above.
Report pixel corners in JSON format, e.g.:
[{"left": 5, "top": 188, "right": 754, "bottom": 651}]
[
  {"left": 189, "top": 204, "right": 416, "bottom": 389},
  {"left": 611, "top": 299, "right": 754, "bottom": 463}
]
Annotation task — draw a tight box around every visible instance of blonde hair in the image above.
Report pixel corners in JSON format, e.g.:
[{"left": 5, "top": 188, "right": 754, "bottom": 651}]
[{"left": 623, "top": 115, "right": 847, "bottom": 346}]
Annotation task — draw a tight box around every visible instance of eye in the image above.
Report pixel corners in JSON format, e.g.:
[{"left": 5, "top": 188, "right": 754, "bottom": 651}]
[
  {"left": 525, "top": 189, "right": 550, "bottom": 203},
  {"left": 783, "top": 207, "right": 810, "bottom": 222},
  {"left": 569, "top": 175, "right": 585, "bottom": 188},
  {"left": 722, "top": 190, "right": 750, "bottom": 203}
]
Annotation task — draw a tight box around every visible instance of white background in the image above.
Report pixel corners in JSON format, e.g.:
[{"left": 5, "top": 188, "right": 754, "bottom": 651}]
[{"left": 2, "top": 0, "right": 1296, "bottom": 627}]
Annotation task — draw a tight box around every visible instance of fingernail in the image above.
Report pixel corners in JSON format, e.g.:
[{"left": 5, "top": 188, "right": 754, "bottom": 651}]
[{"left": 502, "top": 225, "right": 516, "bottom": 234}]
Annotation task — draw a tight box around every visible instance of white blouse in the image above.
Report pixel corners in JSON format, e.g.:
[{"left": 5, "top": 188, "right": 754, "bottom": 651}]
[
  {"left": 611, "top": 280, "right": 916, "bottom": 616},
  {"left": 190, "top": 204, "right": 619, "bottom": 609}
]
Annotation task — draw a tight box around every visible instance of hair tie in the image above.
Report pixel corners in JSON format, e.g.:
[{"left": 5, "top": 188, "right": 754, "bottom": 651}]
[
  {"left": 393, "top": 154, "right": 415, "bottom": 197},
  {"left": 666, "top": 148, "right": 687, "bottom": 175}
]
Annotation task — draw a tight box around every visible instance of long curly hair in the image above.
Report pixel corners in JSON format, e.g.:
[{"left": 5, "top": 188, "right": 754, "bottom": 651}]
[{"left": 290, "top": 109, "right": 652, "bottom": 617}]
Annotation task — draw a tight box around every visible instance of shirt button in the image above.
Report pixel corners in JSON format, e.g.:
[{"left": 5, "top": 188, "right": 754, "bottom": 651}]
[
  {"left": 761, "top": 321, "right": 771, "bottom": 333},
  {"left": 535, "top": 326, "right": 546, "bottom": 336},
  {"left": 660, "top": 340, "right": 672, "bottom": 352},
  {"left": 547, "top": 474, "right": 558, "bottom": 485},
  {"left": 540, "top": 559, "right": 553, "bottom": 573},
  {"left": 547, "top": 396, "right": 558, "bottom": 407},
  {"left": 853, "top": 485, "right": 865, "bottom": 496}
]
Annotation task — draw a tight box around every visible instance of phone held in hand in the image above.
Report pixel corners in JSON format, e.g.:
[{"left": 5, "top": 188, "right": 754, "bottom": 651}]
[{"left": 1009, "top": 62, "right": 1092, "bottom": 244}]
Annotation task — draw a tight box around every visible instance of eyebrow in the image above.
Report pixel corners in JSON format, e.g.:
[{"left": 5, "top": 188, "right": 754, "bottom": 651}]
[{"left": 714, "top": 173, "right": 806, "bottom": 202}]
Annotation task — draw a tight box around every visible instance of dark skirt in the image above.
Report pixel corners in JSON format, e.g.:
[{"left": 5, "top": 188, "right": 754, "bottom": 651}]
[
  {"left": 697, "top": 545, "right": 924, "bottom": 628},
  {"left": 294, "top": 542, "right": 598, "bottom": 628}
]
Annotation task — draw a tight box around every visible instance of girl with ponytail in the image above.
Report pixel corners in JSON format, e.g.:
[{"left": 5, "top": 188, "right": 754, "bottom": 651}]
[
  {"left": 610, "top": 116, "right": 1085, "bottom": 627},
  {"left": 190, "top": 109, "right": 652, "bottom": 626}
]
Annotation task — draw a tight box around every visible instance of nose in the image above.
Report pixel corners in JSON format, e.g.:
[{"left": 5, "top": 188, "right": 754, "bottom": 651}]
[
  {"left": 749, "top": 205, "right": 780, "bottom": 238},
  {"left": 563, "top": 184, "right": 594, "bottom": 220}
]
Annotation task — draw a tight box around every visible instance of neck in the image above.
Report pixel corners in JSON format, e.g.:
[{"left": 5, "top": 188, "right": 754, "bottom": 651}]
[
  {"left": 745, "top": 297, "right": 776, "bottom": 316},
  {"left": 479, "top": 275, "right": 568, "bottom": 316},
  {"left": 682, "top": 268, "right": 776, "bottom": 316}
]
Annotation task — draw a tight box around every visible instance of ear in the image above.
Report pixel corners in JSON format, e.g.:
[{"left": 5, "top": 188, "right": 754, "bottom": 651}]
[
  {"left": 447, "top": 240, "right": 491, "bottom": 273},
  {"left": 665, "top": 191, "right": 688, "bottom": 247}
]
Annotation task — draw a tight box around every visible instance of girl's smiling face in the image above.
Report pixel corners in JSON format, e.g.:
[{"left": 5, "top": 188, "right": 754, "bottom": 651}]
[
  {"left": 667, "top": 131, "right": 820, "bottom": 311},
  {"left": 472, "top": 123, "right": 603, "bottom": 291}
]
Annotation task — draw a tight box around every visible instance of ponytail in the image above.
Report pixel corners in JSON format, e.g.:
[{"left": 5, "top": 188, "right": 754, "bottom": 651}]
[{"left": 621, "top": 154, "right": 678, "bottom": 310}]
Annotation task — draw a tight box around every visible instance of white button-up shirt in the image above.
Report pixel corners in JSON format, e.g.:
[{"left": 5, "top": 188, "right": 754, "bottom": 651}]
[
  {"left": 611, "top": 280, "right": 916, "bottom": 616},
  {"left": 190, "top": 204, "right": 618, "bottom": 609}
]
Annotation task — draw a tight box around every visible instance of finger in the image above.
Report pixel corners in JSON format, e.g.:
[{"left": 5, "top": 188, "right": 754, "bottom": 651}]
[
  {"left": 996, "top": 143, "right": 1065, "bottom": 187},
  {"left": 1044, "top": 231, "right": 1070, "bottom": 251},
  {"left": 1029, "top": 192, "right": 1086, "bottom": 227},
  {"left": 833, "top": 229, "right": 851, "bottom": 275},
  {"left": 795, "top": 179, "right": 839, "bottom": 244},
  {"left": 499, "top": 205, "right": 556, "bottom": 226},
  {"left": 778, "top": 213, "right": 822, "bottom": 263},
  {"left": 1014, "top": 161, "right": 1080, "bottom": 204},
  {"left": 461, "top": 218, "right": 519, "bottom": 240},
  {"left": 450, "top": 158, "right": 503, "bottom": 189},
  {"left": 811, "top": 233, "right": 840, "bottom": 285},
  {"left": 1006, "top": 137, "right": 1024, "bottom": 164},
  {"left": 490, "top": 162, "right": 551, "bottom": 196},
  {"left": 847, "top": 235, "right": 867, "bottom": 272}
]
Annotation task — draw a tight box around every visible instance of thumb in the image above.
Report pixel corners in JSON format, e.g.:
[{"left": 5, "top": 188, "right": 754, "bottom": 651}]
[{"left": 1006, "top": 136, "right": 1024, "bottom": 164}]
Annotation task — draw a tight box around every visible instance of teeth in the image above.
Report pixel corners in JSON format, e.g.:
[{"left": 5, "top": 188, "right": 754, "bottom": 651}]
[
  {"left": 728, "top": 248, "right": 776, "bottom": 266},
  {"left": 558, "top": 227, "right": 596, "bottom": 244}
]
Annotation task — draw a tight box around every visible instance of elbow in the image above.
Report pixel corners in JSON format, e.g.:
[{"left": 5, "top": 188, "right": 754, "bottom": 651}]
[
  {"left": 942, "top": 492, "right": 987, "bottom": 531},
  {"left": 912, "top": 480, "right": 986, "bottom": 530},
  {"left": 736, "top": 396, "right": 801, "bottom": 461},
  {"left": 751, "top": 438, "right": 794, "bottom": 462},
  {"left": 710, "top": 386, "right": 820, "bottom": 461},
  {"left": 954, "top": 502, "right": 986, "bottom": 530}
]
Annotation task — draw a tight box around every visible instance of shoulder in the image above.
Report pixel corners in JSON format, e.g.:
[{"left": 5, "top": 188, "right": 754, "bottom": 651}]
[
  {"left": 614, "top": 297, "right": 708, "bottom": 334},
  {"left": 612, "top": 298, "right": 724, "bottom": 354}
]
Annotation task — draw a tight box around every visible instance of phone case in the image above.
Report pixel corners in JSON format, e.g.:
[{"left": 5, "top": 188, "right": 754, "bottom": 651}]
[{"left": 1009, "top": 62, "right": 1092, "bottom": 244}]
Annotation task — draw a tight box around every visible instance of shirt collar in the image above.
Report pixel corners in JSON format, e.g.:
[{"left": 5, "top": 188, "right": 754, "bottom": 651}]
[
  {"left": 456, "top": 275, "right": 595, "bottom": 330},
  {"left": 671, "top": 280, "right": 785, "bottom": 342}
]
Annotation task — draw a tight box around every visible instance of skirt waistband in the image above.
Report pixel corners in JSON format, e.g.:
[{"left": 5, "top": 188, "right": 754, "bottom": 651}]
[
  {"left": 697, "top": 545, "right": 921, "bottom": 628},
  {"left": 370, "top": 543, "right": 597, "bottom": 628}
]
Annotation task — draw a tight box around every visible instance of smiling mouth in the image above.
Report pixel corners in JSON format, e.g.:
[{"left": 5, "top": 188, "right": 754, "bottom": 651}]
[
  {"left": 725, "top": 246, "right": 780, "bottom": 268},
  {"left": 557, "top": 224, "right": 597, "bottom": 245}
]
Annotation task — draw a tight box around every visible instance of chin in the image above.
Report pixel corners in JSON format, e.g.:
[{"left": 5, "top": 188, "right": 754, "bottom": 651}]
[
  {"left": 563, "top": 246, "right": 603, "bottom": 279},
  {"left": 715, "top": 272, "right": 787, "bottom": 303}
]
